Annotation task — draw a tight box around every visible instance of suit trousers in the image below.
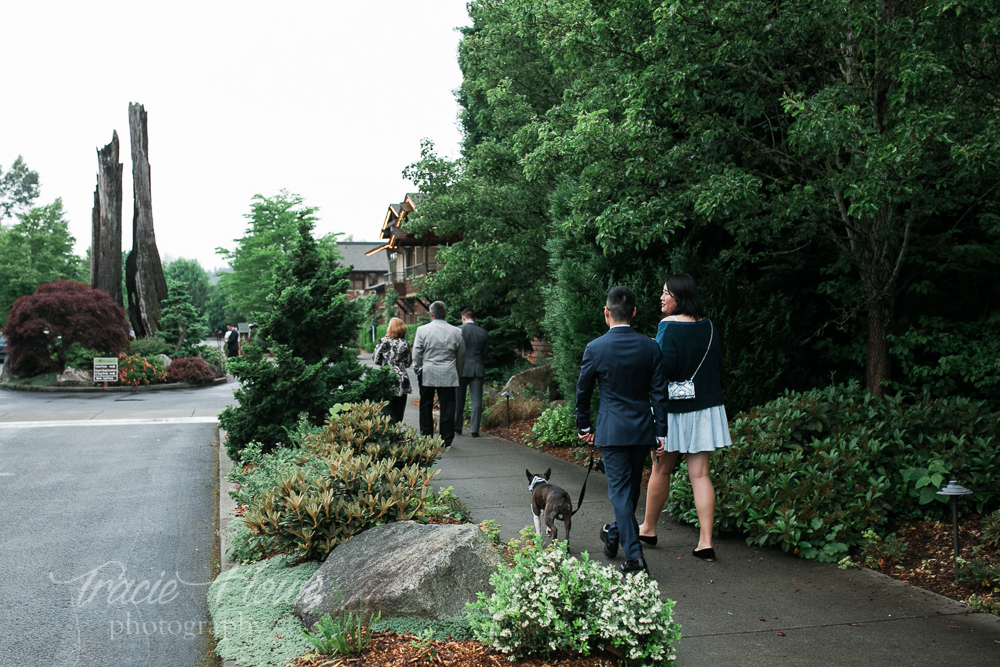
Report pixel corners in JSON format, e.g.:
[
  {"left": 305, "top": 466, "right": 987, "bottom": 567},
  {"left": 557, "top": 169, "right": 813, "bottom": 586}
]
[
  {"left": 601, "top": 445, "right": 648, "bottom": 561},
  {"left": 455, "top": 376, "right": 484, "bottom": 434},
  {"left": 382, "top": 395, "right": 407, "bottom": 424},
  {"left": 420, "top": 385, "right": 457, "bottom": 446}
]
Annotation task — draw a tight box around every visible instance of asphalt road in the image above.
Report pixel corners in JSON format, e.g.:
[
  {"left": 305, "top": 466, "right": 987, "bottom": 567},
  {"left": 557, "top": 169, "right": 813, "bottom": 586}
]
[{"left": 0, "top": 381, "right": 236, "bottom": 666}]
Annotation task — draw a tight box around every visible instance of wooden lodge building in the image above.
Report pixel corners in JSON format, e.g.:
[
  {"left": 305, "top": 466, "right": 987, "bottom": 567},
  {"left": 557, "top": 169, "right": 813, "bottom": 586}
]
[{"left": 365, "top": 193, "right": 460, "bottom": 324}]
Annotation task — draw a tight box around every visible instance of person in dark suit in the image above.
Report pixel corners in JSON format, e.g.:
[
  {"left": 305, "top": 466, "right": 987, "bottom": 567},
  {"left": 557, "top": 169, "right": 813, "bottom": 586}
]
[
  {"left": 225, "top": 324, "right": 240, "bottom": 358},
  {"left": 576, "top": 286, "right": 669, "bottom": 576},
  {"left": 455, "top": 308, "right": 489, "bottom": 437},
  {"left": 412, "top": 301, "right": 466, "bottom": 447}
]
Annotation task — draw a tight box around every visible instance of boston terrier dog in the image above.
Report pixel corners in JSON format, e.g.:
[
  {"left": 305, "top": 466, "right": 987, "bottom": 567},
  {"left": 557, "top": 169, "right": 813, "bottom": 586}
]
[{"left": 526, "top": 468, "right": 574, "bottom": 550}]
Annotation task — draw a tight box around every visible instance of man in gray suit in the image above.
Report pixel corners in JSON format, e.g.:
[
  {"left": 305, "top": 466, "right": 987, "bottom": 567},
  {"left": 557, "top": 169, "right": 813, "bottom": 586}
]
[
  {"left": 456, "top": 308, "right": 489, "bottom": 438},
  {"left": 412, "top": 300, "right": 466, "bottom": 446}
]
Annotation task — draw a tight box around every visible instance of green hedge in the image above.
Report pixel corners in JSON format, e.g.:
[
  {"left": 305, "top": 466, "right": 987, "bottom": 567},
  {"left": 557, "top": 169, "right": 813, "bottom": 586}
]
[{"left": 667, "top": 382, "right": 1000, "bottom": 562}]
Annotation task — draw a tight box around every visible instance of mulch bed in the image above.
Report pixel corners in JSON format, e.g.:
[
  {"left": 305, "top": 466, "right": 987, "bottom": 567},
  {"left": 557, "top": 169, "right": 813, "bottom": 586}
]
[
  {"left": 290, "top": 632, "right": 621, "bottom": 667},
  {"left": 861, "top": 515, "right": 999, "bottom": 604}
]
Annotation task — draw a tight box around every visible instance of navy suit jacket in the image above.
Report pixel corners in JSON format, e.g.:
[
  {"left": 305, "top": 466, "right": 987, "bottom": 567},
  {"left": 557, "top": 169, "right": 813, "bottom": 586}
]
[{"left": 575, "top": 325, "right": 668, "bottom": 447}]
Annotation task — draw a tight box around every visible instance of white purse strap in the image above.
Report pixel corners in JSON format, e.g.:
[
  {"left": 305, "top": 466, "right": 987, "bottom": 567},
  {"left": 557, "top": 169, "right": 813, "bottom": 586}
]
[{"left": 686, "top": 320, "right": 713, "bottom": 382}]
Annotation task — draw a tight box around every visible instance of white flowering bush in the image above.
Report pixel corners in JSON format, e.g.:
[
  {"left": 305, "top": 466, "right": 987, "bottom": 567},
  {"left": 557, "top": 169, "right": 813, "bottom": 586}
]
[{"left": 467, "top": 534, "right": 681, "bottom": 664}]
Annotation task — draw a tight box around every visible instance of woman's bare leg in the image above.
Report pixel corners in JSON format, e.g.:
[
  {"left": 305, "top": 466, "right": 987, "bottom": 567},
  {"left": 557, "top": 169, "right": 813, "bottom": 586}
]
[
  {"left": 639, "top": 451, "right": 677, "bottom": 538},
  {"left": 686, "top": 451, "right": 715, "bottom": 550}
]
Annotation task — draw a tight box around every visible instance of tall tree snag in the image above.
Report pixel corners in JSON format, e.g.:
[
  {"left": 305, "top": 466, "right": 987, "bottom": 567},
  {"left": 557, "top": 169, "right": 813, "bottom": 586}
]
[
  {"left": 125, "top": 102, "right": 168, "bottom": 337},
  {"left": 91, "top": 131, "right": 123, "bottom": 306}
]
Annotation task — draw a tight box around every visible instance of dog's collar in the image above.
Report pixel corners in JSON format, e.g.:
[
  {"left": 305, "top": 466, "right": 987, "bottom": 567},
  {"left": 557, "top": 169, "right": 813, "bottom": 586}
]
[{"left": 528, "top": 476, "right": 549, "bottom": 491}]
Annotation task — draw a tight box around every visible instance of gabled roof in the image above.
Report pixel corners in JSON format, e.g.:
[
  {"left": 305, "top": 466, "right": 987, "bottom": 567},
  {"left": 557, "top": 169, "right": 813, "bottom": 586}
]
[{"left": 337, "top": 242, "right": 387, "bottom": 272}]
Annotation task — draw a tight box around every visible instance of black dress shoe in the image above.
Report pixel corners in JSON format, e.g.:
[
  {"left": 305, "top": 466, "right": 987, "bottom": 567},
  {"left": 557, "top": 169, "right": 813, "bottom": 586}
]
[
  {"left": 599, "top": 524, "right": 619, "bottom": 559},
  {"left": 638, "top": 534, "right": 658, "bottom": 546},
  {"left": 471, "top": 432, "right": 479, "bottom": 438},
  {"left": 620, "top": 557, "right": 648, "bottom": 576},
  {"left": 693, "top": 547, "right": 716, "bottom": 562},
  {"left": 455, "top": 430, "right": 462, "bottom": 435}
]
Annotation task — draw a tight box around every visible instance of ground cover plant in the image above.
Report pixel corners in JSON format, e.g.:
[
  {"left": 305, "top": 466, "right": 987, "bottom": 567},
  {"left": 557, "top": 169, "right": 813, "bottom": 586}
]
[
  {"left": 208, "top": 555, "right": 319, "bottom": 667},
  {"left": 666, "top": 382, "right": 1000, "bottom": 562}
]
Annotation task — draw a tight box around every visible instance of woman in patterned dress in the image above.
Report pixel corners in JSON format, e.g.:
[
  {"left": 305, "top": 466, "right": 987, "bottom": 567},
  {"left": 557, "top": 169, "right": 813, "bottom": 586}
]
[{"left": 372, "top": 317, "right": 412, "bottom": 423}]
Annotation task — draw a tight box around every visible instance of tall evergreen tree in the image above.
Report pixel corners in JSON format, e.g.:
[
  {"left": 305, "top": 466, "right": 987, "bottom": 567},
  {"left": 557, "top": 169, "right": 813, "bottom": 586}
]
[
  {"left": 219, "top": 218, "right": 394, "bottom": 458},
  {"left": 156, "top": 279, "right": 209, "bottom": 357}
]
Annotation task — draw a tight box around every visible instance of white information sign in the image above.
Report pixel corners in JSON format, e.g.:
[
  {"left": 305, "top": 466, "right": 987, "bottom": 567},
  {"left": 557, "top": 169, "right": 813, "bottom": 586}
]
[{"left": 93, "top": 357, "right": 119, "bottom": 383}]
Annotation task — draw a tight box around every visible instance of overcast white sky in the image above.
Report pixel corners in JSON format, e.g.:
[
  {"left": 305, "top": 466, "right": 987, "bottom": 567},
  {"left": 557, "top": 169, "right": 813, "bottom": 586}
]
[{"left": 0, "top": 1, "right": 469, "bottom": 272}]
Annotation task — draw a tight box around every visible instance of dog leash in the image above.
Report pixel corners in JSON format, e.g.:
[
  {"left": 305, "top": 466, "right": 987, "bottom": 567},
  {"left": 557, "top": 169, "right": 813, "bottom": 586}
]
[{"left": 571, "top": 445, "right": 598, "bottom": 516}]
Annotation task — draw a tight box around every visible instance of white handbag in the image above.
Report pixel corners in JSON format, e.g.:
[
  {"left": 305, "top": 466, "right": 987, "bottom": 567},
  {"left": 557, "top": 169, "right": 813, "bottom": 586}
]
[{"left": 668, "top": 321, "right": 713, "bottom": 400}]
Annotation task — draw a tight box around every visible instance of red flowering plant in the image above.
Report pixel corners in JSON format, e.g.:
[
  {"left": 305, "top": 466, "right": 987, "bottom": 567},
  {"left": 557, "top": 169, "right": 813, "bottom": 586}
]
[{"left": 117, "top": 352, "right": 167, "bottom": 386}]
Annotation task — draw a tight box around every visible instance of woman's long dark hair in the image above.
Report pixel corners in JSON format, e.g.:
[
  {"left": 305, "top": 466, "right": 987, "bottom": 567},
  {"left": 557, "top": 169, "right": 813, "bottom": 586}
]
[{"left": 664, "top": 273, "right": 706, "bottom": 320}]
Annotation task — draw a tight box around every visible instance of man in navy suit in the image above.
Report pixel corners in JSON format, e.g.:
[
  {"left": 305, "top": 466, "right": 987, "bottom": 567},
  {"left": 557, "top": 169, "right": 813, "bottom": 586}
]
[{"left": 576, "top": 286, "right": 668, "bottom": 575}]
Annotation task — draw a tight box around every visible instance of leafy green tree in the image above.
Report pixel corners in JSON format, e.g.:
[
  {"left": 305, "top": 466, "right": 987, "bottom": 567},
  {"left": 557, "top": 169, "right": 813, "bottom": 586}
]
[
  {"left": 216, "top": 191, "right": 342, "bottom": 321},
  {"left": 0, "top": 156, "right": 40, "bottom": 224},
  {"left": 0, "top": 199, "right": 85, "bottom": 326},
  {"left": 219, "top": 218, "right": 394, "bottom": 458},
  {"left": 514, "top": 0, "right": 1000, "bottom": 397},
  {"left": 163, "top": 258, "right": 211, "bottom": 317},
  {"left": 156, "top": 279, "right": 209, "bottom": 357}
]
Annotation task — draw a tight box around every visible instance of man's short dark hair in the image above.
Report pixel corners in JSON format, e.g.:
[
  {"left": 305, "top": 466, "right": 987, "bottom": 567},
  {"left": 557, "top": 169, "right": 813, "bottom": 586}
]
[
  {"left": 605, "top": 286, "right": 635, "bottom": 322},
  {"left": 429, "top": 301, "right": 446, "bottom": 319},
  {"left": 461, "top": 308, "right": 475, "bottom": 320}
]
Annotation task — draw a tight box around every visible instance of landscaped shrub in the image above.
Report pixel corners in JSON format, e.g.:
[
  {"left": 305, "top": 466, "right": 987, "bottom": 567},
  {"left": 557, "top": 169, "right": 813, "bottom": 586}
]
[
  {"left": 220, "top": 221, "right": 395, "bottom": 458},
  {"left": 4, "top": 280, "right": 129, "bottom": 377},
  {"left": 667, "top": 381, "right": 1000, "bottom": 562},
  {"left": 531, "top": 403, "right": 577, "bottom": 447},
  {"left": 468, "top": 533, "right": 681, "bottom": 664},
  {"left": 62, "top": 342, "right": 109, "bottom": 371},
  {"left": 117, "top": 352, "right": 168, "bottom": 386},
  {"left": 130, "top": 336, "right": 171, "bottom": 357},
  {"left": 167, "top": 355, "right": 216, "bottom": 384},
  {"left": 238, "top": 402, "right": 445, "bottom": 561}
]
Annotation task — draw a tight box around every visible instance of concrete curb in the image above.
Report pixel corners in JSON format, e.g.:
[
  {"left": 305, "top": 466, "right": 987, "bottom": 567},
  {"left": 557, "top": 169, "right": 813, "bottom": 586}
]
[
  {"left": 2, "top": 375, "right": 229, "bottom": 393},
  {"left": 217, "top": 428, "right": 240, "bottom": 667}
]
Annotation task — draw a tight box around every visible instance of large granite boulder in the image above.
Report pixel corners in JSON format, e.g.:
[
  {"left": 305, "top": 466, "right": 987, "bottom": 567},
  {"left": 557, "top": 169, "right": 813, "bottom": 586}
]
[
  {"left": 57, "top": 367, "right": 92, "bottom": 384},
  {"left": 294, "top": 521, "right": 502, "bottom": 629},
  {"left": 503, "top": 363, "right": 554, "bottom": 395}
]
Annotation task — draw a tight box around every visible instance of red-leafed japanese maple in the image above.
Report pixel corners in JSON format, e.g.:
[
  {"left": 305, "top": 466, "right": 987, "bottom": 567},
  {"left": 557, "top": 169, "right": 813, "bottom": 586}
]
[{"left": 4, "top": 280, "right": 130, "bottom": 377}]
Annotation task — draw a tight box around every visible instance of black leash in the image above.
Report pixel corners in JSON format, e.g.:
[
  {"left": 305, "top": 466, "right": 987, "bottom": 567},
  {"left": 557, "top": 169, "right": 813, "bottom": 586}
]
[{"left": 571, "top": 445, "right": 599, "bottom": 516}]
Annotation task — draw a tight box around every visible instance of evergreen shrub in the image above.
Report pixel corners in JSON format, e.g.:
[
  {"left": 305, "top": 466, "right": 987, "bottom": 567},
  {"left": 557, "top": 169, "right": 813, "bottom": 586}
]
[
  {"left": 238, "top": 402, "right": 445, "bottom": 561},
  {"left": 220, "top": 220, "right": 395, "bottom": 458},
  {"left": 63, "top": 342, "right": 108, "bottom": 371},
  {"left": 130, "top": 337, "right": 171, "bottom": 357},
  {"left": 531, "top": 403, "right": 577, "bottom": 447},
  {"left": 167, "top": 355, "right": 216, "bottom": 384},
  {"left": 468, "top": 534, "right": 681, "bottom": 664},
  {"left": 667, "top": 381, "right": 1000, "bottom": 562}
]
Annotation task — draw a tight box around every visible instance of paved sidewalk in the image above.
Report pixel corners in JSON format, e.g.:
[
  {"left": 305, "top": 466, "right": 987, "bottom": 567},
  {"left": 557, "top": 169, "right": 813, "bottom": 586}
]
[{"left": 433, "top": 428, "right": 1000, "bottom": 666}]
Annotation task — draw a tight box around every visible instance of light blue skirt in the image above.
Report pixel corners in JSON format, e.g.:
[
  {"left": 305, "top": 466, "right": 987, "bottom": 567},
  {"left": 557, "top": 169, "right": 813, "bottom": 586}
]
[{"left": 665, "top": 405, "right": 732, "bottom": 454}]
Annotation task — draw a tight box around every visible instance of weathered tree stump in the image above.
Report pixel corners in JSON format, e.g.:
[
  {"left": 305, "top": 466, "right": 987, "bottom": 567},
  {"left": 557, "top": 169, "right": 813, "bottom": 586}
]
[
  {"left": 125, "top": 102, "right": 168, "bottom": 337},
  {"left": 91, "top": 131, "right": 123, "bottom": 306}
]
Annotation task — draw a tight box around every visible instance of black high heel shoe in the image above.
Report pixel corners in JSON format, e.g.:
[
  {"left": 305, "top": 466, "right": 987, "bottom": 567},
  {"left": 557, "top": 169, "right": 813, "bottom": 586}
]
[
  {"left": 638, "top": 534, "right": 658, "bottom": 546},
  {"left": 692, "top": 547, "right": 716, "bottom": 561}
]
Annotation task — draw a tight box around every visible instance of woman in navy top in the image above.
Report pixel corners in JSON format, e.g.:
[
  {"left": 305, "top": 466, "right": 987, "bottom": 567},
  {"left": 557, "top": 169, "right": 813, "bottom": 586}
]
[{"left": 638, "top": 274, "right": 731, "bottom": 561}]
